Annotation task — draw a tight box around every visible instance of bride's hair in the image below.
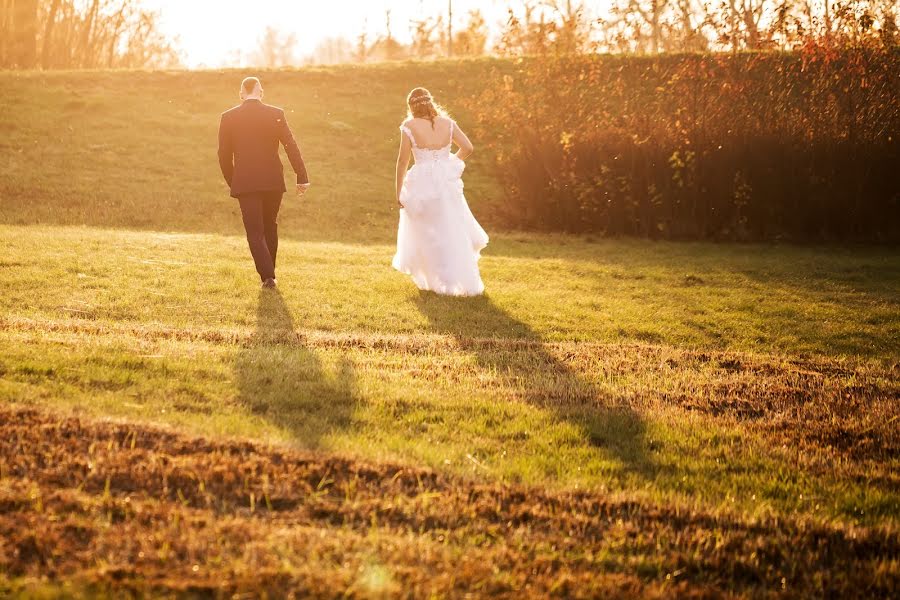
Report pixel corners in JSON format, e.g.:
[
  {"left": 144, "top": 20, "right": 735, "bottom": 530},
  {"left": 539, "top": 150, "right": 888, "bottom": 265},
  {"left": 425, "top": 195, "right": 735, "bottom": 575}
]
[{"left": 407, "top": 87, "right": 446, "bottom": 130}]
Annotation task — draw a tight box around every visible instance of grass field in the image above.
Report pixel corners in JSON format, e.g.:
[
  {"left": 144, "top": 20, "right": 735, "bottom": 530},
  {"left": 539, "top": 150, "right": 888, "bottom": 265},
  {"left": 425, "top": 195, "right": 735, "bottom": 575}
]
[
  {"left": 0, "top": 63, "right": 505, "bottom": 242},
  {"left": 1, "top": 65, "right": 899, "bottom": 597}
]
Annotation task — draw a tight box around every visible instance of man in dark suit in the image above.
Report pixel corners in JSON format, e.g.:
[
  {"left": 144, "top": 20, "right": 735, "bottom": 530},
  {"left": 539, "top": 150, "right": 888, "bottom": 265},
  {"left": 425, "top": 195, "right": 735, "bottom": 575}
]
[{"left": 218, "top": 76, "right": 310, "bottom": 289}]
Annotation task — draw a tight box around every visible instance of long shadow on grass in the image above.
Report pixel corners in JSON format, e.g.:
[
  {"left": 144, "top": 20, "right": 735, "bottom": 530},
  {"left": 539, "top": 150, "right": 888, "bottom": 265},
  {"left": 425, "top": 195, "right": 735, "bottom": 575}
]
[
  {"left": 415, "top": 291, "right": 653, "bottom": 484},
  {"left": 235, "top": 289, "right": 357, "bottom": 448}
]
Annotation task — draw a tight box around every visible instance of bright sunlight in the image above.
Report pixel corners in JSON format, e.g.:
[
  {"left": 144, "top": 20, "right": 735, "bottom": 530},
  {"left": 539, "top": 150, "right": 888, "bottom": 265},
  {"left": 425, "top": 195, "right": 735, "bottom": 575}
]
[{"left": 1, "top": 0, "right": 898, "bottom": 597}]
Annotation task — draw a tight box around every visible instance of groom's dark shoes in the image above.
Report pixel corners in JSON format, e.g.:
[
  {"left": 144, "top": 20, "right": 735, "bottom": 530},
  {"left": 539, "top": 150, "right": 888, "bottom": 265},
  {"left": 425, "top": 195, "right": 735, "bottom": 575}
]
[{"left": 218, "top": 80, "right": 309, "bottom": 284}]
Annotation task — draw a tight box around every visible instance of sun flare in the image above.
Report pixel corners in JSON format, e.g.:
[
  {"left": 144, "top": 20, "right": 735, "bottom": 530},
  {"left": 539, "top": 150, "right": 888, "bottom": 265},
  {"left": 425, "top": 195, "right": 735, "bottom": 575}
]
[{"left": 144, "top": 0, "right": 530, "bottom": 68}]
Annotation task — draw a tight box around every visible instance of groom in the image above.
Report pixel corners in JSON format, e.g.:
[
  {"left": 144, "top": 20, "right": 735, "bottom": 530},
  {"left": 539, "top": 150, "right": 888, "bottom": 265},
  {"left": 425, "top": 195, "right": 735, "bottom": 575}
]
[{"left": 218, "top": 76, "right": 310, "bottom": 289}]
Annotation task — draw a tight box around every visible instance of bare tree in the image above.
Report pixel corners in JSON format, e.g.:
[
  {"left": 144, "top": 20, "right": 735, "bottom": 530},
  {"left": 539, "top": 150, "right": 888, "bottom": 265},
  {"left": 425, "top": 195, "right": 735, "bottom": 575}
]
[
  {"left": 368, "top": 10, "right": 409, "bottom": 61},
  {"left": 497, "top": 1, "right": 593, "bottom": 55},
  {"left": 0, "top": 0, "right": 14, "bottom": 66},
  {"left": 547, "top": 0, "right": 593, "bottom": 53},
  {"left": 248, "top": 26, "right": 298, "bottom": 68},
  {"left": 3, "top": 0, "right": 39, "bottom": 67},
  {"left": 118, "top": 9, "right": 180, "bottom": 69},
  {"left": 354, "top": 19, "right": 369, "bottom": 63},
  {"left": 410, "top": 14, "right": 442, "bottom": 58},
  {"left": 453, "top": 9, "right": 489, "bottom": 55},
  {"left": 733, "top": 0, "right": 770, "bottom": 49},
  {"left": 2, "top": 0, "right": 180, "bottom": 70},
  {"left": 308, "top": 37, "right": 354, "bottom": 65},
  {"left": 40, "top": 0, "right": 61, "bottom": 68},
  {"left": 608, "top": 0, "right": 671, "bottom": 53},
  {"left": 670, "top": 0, "right": 708, "bottom": 50},
  {"left": 78, "top": 0, "right": 100, "bottom": 66}
]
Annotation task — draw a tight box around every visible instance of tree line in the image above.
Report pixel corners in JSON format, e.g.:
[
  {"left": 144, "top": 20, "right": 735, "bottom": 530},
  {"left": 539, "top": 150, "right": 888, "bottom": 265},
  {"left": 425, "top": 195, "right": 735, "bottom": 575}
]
[
  {"left": 1, "top": 0, "right": 179, "bottom": 69},
  {"left": 2, "top": 1, "right": 896, "bottom": 69},
  {"left": 601, "top": 0, "right": 898, "bottom": 53},
  {"left": 297, "top": 0, "right": 897, "bottom": 65}
]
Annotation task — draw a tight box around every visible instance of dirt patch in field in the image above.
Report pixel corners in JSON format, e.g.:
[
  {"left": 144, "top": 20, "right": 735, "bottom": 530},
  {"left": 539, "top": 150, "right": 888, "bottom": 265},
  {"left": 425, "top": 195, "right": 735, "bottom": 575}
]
[{"left": 1, "top": 407, "right": 897, "bottom": 598}]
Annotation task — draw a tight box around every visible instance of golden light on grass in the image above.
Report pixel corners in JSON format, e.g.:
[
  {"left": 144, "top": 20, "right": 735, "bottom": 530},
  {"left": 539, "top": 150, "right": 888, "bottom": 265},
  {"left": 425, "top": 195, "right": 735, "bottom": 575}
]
[{"left": 0, "top": 11, "right": 897, "bottom": 596}]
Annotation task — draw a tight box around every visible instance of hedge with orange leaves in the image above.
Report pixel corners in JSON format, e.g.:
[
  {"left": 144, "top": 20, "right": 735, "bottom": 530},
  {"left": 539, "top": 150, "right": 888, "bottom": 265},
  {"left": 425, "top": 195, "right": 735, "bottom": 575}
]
[{"left": 468, "top": 43, "right": 899, "bottom": 241}]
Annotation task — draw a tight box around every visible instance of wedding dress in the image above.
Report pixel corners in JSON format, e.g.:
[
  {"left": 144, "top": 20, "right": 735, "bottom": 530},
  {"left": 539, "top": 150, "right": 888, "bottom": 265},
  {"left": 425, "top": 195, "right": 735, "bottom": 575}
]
[{"left": 392, "top": 120, "right": 489, "bottom": 296}]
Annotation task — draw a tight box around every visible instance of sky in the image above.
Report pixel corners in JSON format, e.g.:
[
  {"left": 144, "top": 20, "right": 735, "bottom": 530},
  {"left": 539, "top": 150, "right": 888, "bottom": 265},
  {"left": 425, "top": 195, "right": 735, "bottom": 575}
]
[{"left": 143, "top": 0, "right": 519, "bottom": 68}]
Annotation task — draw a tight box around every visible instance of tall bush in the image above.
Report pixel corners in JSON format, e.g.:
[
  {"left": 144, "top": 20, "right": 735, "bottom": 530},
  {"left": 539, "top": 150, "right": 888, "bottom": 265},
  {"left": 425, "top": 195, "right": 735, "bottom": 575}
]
[{"left": 468, "top": 42, "right": 900, "bottom": 241}]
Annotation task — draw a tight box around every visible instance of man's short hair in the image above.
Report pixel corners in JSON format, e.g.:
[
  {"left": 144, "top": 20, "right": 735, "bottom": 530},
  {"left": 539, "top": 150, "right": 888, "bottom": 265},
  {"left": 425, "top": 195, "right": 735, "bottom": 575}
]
[{"left": 241, "top": 76, "right": 261, "bottom": 95}]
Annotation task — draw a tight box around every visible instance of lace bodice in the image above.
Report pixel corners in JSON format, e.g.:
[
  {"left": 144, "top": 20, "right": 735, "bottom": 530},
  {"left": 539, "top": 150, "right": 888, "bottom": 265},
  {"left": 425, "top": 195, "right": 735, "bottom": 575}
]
[{"left": 400, "top": 121, "right": 455, "bottom": 163}]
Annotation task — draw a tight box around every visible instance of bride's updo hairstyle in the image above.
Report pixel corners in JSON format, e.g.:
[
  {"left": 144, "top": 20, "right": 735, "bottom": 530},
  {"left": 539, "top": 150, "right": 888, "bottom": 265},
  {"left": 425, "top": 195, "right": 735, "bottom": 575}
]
[{"left": 407, "top": 87, "right": 445, "bottom": 129}]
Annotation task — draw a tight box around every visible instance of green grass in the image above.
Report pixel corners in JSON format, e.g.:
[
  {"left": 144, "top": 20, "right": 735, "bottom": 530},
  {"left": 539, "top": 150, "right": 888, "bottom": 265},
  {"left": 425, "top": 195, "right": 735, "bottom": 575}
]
[
  {"left": 1, "top": 64, "right": 898, "bottom": 595},
  {"left": 2, "top": 226, "right": 897, "bottom": 358},
  {"left": 0, "top": 63, "right": 505, "bottom": 242},
  {"left": 1, "top": 225, "right": 898, "bottom": 529}
]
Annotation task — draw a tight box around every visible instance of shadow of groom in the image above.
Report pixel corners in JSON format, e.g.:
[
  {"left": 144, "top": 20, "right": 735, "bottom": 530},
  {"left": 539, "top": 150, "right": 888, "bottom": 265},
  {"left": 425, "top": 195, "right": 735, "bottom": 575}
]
[
  {"left": 235, "top": 289, "right": 357, "bottom": 449},
  {"left": 414, "top": 291, "right": 653, "bottom": 481}
]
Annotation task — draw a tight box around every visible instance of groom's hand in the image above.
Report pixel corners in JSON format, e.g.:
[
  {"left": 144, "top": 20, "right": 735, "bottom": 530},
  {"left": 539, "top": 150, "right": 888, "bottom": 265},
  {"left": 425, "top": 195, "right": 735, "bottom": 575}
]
[{"left": 297, "top": 183, "right": 311, "bottom": 197}]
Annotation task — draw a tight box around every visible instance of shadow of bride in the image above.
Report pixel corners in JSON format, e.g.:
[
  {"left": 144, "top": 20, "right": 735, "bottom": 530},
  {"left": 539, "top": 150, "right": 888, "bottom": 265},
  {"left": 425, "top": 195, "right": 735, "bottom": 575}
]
[
  {"left": 234, "top": 289, "right": 357, "bottom": 449},
  {"left": 414, "top": 291, "right": 653, "bottom": 482}
]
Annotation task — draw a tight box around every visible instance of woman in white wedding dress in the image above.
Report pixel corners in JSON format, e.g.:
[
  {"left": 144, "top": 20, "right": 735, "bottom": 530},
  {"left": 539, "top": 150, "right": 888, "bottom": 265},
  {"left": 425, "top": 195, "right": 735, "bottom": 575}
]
[{"left": 392, "top": 87, "right": 489, "bottom": 296}]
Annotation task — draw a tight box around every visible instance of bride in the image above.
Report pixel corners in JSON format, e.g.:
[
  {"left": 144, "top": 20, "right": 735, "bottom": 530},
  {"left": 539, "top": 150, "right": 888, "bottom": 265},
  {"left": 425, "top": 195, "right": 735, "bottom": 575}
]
[{"left": 392, "top": 87, "right": 489, "bottom": 296}]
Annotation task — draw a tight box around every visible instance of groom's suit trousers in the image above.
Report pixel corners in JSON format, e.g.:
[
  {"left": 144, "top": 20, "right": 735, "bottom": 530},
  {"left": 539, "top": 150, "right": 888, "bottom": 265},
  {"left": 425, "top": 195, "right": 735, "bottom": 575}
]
[{"left": 238, "top": 192, "right": 283, "bottom": 281}]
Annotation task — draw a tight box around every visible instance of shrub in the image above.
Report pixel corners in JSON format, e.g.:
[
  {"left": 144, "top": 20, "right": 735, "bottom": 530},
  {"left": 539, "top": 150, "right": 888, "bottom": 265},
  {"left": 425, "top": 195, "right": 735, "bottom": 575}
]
[{"left": 467, "top": 42, "right": 900, "bottom": 241}]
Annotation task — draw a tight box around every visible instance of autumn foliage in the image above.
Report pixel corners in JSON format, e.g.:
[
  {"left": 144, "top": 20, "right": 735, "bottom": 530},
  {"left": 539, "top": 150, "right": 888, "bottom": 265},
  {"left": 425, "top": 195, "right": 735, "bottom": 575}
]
[{"left": 469, "top": 41, "right": 900, "bottom": 241}]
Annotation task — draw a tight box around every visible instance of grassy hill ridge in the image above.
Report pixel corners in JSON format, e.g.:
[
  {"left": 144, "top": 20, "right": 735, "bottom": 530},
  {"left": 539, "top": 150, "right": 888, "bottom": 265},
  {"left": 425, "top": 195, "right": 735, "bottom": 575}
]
[{"left": 0, "top": 62, "right": 505, "bottom": 242}]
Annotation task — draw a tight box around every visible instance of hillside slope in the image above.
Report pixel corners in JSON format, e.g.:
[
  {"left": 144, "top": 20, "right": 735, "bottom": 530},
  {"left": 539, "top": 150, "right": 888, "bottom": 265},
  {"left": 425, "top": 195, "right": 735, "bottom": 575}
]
[{"left": 0, "top": 62, "right": 505, "bottom": 242}]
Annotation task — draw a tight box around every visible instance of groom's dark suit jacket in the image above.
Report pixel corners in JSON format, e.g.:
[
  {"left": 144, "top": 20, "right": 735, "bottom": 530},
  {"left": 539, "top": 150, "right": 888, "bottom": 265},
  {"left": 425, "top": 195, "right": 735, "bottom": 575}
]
[{"left": 218, "top": 99, "right": 309, "bottom": 198}]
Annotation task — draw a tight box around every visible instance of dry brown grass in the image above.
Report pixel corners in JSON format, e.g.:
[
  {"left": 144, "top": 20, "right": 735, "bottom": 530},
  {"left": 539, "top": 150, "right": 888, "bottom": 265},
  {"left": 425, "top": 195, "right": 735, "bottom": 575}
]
[{"left": 1, "top": 407, "right": 898, "bottom": 598}]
